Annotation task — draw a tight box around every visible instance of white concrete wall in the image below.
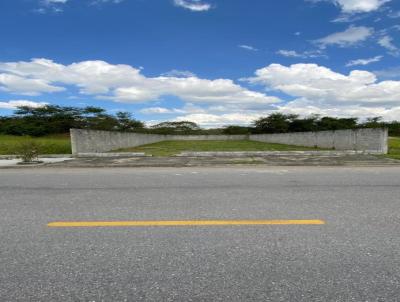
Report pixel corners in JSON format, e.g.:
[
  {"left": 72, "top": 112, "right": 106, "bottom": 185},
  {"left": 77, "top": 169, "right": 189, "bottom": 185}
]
[
  {"left": 70, "top": 128, "right": 388, "bottom": 154},
  {"left": 250, "top": 128, "right": 388, "bottom": 154},
  {"left": 70, "top": 129, "right": 247, "bottom": 154}
]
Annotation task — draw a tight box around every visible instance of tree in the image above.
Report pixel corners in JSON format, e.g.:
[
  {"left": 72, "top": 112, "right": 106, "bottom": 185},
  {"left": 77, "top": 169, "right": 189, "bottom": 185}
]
[
  {"left": 253, "top": 113, "right": 297, "bottom": 133},
  {"left": 222, "top": 126, "right": 250, "bottom": 135},
  {"left": 289, "top": 115, "right": 319, "bottom": 132},
  {"left": 317, "top": 117, "right": 358, "bottom": 131},
  {"left": 362, "top": 117, "right": 383, "bottom": 128},
  {"left": 0, "top": 105, "right": 145, "bottom": 136},
  {"left": 151, "top": 121, "right": 200, "bottom": 133},
  {"left": 116, "top": 112, "right": 144, "bottom": 131}
]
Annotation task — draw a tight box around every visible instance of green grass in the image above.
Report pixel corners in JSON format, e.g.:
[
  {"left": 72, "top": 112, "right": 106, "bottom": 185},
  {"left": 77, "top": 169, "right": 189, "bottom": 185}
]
[
  {"left": 0, "top": 134, "right": 71, "bottom": 155},
  {"left": 114, "top": 140, "right": 323, "bottom": 157},
  {"left": 387, "top": 137, "right": 400, "bottom": 160}
]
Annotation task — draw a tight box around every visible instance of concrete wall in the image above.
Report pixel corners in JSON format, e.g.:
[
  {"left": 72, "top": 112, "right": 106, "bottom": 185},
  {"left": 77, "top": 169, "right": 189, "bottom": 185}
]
[
  {"left": 70, "top": 129, "right": 247, "bottom": 154},
  {"left": 71, "top": 128, "right": 388, "bottom": 154},
  {"left": 250, "top": 128, "right": 388, "bottom": 154},
  {"left": 70, "top": 129, "right": 165, "bottom": 154}
]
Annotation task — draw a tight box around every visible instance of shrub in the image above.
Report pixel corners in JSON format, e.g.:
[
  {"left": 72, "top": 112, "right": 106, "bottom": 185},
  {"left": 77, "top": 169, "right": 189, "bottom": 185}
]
[{"left": 15, "top": 141, "right": 41, "bottom": 162}]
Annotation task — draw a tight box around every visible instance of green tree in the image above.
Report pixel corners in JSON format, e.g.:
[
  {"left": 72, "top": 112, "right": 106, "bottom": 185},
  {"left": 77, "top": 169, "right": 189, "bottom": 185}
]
[
  {"left": 253, "top": 113, "right": 297, "bottom": 133},
  {"left": 116, "top": 112, "right": 144, "bottom": 131}
]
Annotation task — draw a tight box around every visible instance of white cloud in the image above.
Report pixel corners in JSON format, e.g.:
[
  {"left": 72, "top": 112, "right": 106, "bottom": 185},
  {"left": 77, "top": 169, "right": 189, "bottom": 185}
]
[
  {"left": 161, "top": 69, "right": 197, "bottom": 78},
  {"left": 35, "top": 0, "right": 68, "bottom": 13},
  {"left": 0, "top": 100, "right": 48, "bottom": 110},
  {"left": 140, "top": 107, "right": 185, "bottom": 114},
  {"left": 314, "top": 26, "right": 373, "bottom": 48},
  {"left": 174, "top": 113, "right": 265, "bottom": 127},
  {"left": 333, "top": 0, "right": 390, "bottom": 13},
  {"left": 378, "top": 35, "right": 400, "bottom": 56},
  {"left": 276, "top": 49, "right": 326, "bottom": 58},
  {"left": 246, "top": 63, "right": 400, "bottom": 105},
  {"left": 172, "top": 62, "right": 400, "bottom": 125},
  {"left": 238, "top": 45, "right": 258, "bottom": 51},
  {"left": 174, "top": 0, "right": 212, "bottom": 11},
  {"left": 346, "top": 55, "right": 383, "bottom": 66},
  {"left": 0, "top": 58, "right": 280, "bottom": 106},
  {"left": 309, "top": 0, "right": 390, "bottom": 13},
  {"left": 3, "top": 58, "right": 400, "bottom": 126},
  {"left": 0, "top": 72, "right": 64, "bottom": 95},
  {"left": 276, "top": 98, "right": 400, "bottom": 121},
  {"left": 276, "top": 50, "right": 304, "bottom": 58}
]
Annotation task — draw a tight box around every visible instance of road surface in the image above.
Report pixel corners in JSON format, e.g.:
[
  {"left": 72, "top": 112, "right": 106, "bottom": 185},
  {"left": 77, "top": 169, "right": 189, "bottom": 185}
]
[{"left": 1, "top": 167, "right": 400, "bottom": 301}]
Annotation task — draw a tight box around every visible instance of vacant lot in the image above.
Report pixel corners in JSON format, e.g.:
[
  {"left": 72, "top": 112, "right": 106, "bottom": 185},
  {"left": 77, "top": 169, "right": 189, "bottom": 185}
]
[
  {"left": 0, "top": 134, "right": 71, "bottom": 155},
  {"left": 1, "top": 135, "right": 399, "bottom": 158},
  {"left": 114, "top": 140, "right": 322, "bottom": 156}
]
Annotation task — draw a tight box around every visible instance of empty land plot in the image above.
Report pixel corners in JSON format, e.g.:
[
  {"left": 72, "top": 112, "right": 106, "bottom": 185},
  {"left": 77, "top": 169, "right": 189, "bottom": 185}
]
[{"left": 113, "top": 140, "right": 323, "bottom": 157}]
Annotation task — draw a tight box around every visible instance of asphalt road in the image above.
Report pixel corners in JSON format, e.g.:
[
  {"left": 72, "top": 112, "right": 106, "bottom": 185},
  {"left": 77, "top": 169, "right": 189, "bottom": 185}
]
[{"left": 1, "top": 167, "right": 400, "bottom": 301}]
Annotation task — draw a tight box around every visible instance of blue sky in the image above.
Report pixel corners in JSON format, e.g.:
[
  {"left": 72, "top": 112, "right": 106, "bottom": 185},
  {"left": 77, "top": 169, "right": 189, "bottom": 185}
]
[{"left": 0, "top": 0, "right": 400, "bottom": 126}]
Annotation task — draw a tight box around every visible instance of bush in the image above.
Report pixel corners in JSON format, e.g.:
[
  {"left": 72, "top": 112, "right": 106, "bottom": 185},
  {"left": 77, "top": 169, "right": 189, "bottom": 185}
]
[{"left": 15, "top": 141, "right": 41, "bottom": 162}]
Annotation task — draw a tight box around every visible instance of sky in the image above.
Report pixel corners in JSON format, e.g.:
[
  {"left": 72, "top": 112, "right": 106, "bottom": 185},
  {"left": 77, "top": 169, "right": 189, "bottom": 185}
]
[{"left": 0, "top": 0, "right": 400, "bottom": 127}]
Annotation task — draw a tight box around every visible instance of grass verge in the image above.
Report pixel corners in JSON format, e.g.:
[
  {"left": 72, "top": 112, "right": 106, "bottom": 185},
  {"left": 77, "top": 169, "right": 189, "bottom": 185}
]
[
  {"left": 387, "top": 137, "right": 400, "bottom": 160},
  {"left": 0, "top": 134, "right": 71, "bottom": 155},
  {"left": 113, "top": 140, "right": 323, "bottom": 157}
]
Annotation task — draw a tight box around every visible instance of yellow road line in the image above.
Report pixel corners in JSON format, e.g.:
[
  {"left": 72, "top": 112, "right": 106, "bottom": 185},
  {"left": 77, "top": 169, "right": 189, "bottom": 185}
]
[{"left": 47, "top": 219, "right": 325, "bottom": 228}]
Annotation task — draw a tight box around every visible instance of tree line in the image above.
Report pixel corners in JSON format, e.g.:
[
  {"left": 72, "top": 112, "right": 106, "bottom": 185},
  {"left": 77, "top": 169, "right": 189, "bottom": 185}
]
[{"left": 0, "top": 105, "right": 399, "bottom": 137}]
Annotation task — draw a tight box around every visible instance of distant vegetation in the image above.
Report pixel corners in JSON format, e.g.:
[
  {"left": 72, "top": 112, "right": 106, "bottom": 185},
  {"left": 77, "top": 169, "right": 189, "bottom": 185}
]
[{"left": 1, "top": 105, "right": 400, "bottom": 137}]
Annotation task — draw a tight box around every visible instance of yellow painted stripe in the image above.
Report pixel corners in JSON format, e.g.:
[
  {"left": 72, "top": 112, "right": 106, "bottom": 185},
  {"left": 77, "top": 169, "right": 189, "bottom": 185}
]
[{"left": 47, "top": 219, "right": 325, "bottom": 228}]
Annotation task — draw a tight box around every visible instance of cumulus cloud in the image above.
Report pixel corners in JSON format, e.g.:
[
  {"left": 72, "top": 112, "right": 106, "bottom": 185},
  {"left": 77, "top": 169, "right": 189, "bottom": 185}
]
[
  {"left": 3, "top": 58, "right": 400, "bottom": 126},
  {"left": 346, "top": 55, "right": 383, "bottom": 66},
  {"left": 314, "top": 26, "right": 374, "bottom": 48},
  {"left": 0, "top": 100, "right": 48, "bottom": 110},
  {"left": 246, "top": 63, "right": 400, "bottom": 106},
  {"left": 0, "top": 58, "right": 280, "bottom": 106},
  {"left": 174, "top": 0, "right": 212, "bottom": 11},
  {"left": 0, "top": 72, "right": 64, "bottom": 95},
  {"left": 162, "top": 62, "right": 400, "bottom": 125},
  {"left": 276, "top": 98, "right": 400, "bottom": 121}
]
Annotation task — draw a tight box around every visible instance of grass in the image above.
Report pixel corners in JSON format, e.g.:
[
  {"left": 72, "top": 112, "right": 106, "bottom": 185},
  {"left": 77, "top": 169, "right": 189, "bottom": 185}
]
[
  {"left": 387, "top": 137, "right": 400, "bottom": 160},
  {"left": 0, "top": 134, "right": 71, "bottom": 155},
  {"left": 114, "top": 140, "right": 323, "bottom": 157}
]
